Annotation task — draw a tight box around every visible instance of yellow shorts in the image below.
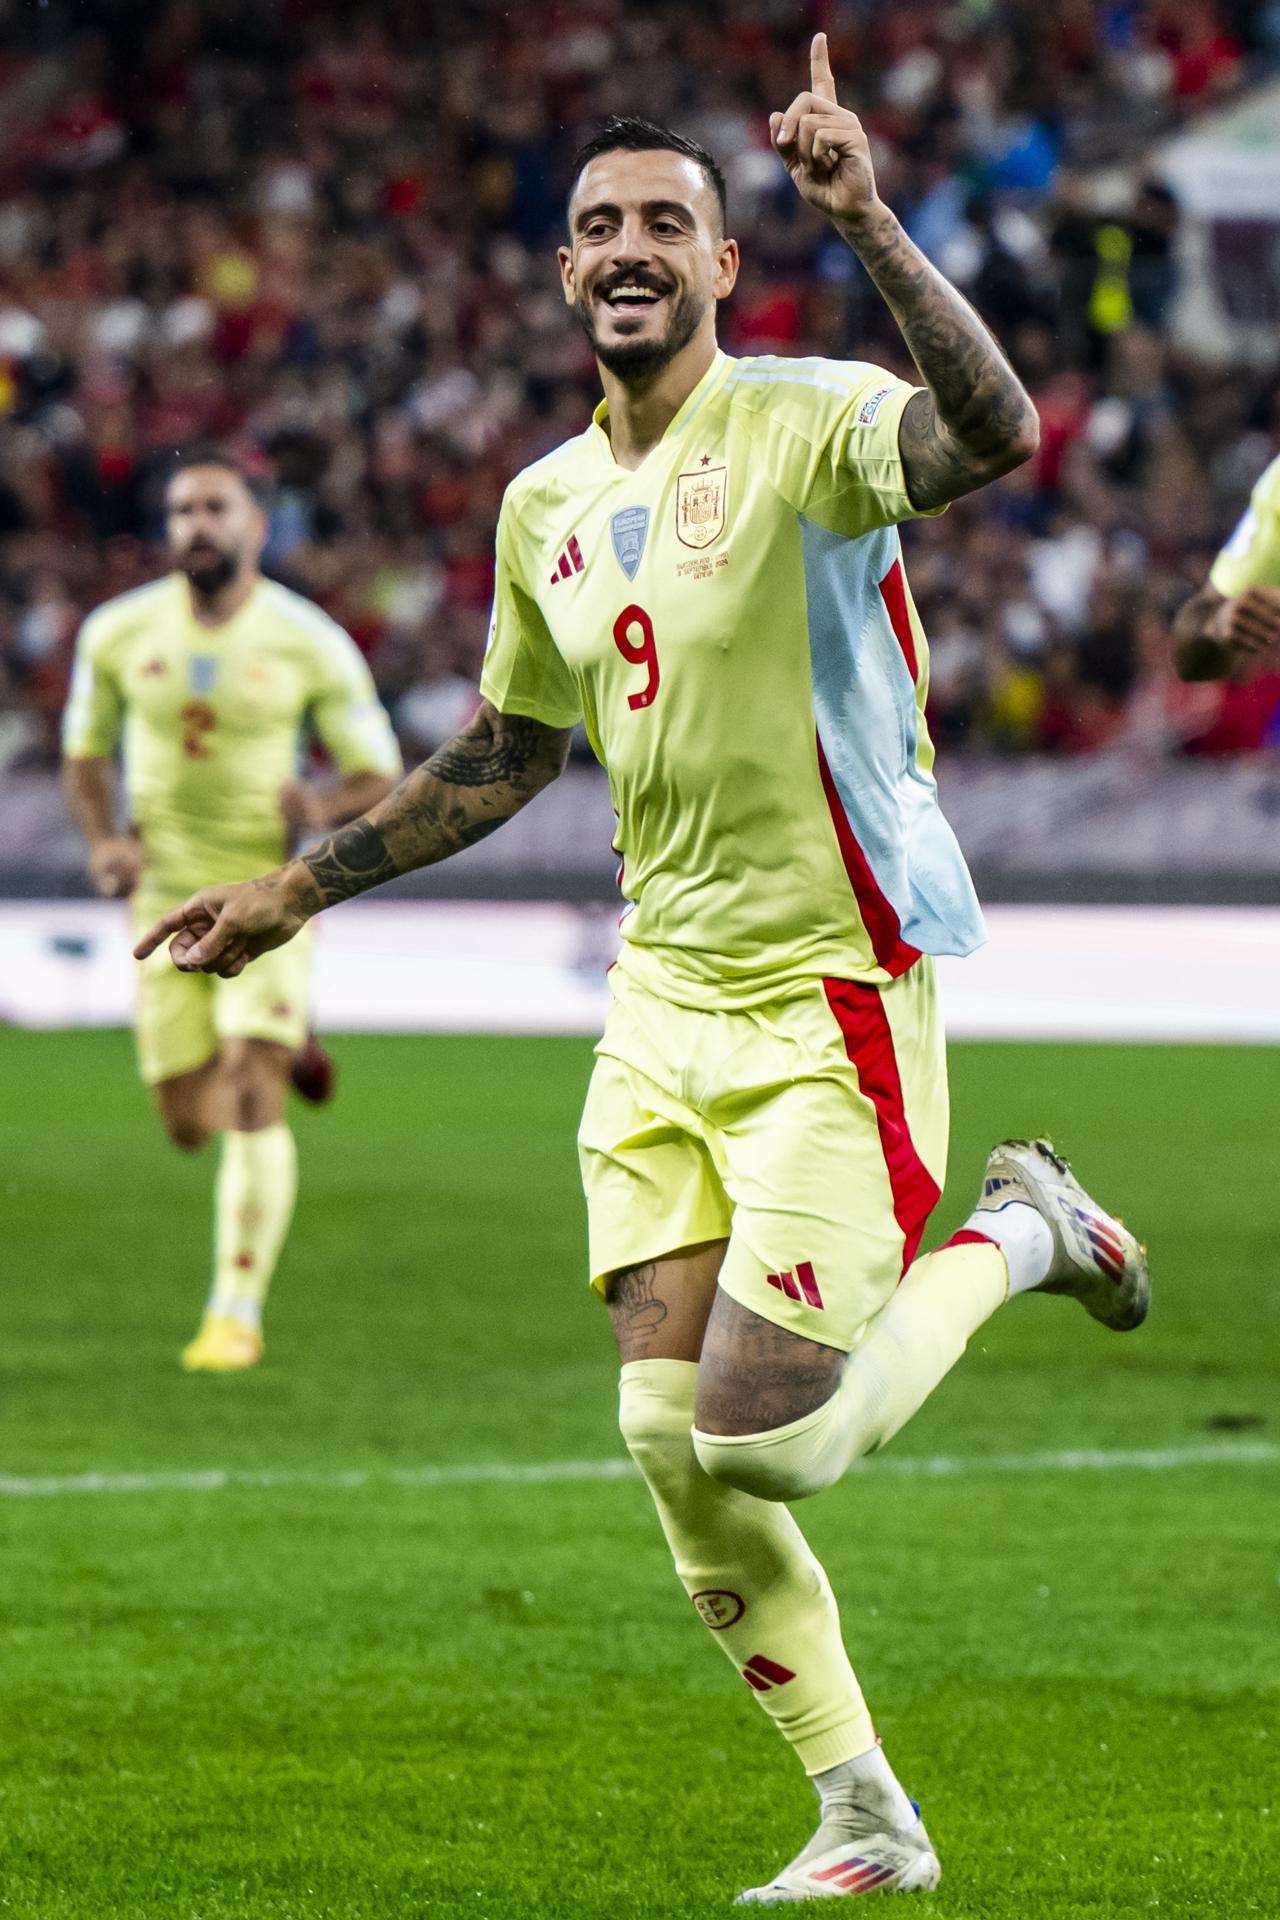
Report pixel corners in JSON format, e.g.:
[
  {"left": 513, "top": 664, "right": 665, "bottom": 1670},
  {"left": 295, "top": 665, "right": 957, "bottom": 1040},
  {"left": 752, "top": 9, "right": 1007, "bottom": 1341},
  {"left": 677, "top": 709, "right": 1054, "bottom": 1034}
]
[
  {"left": 130, "top": 892, "right": 311, "bottom": 1087},
  {"left": 578, "top": 960, "right": 948, "bottom": 1353}
]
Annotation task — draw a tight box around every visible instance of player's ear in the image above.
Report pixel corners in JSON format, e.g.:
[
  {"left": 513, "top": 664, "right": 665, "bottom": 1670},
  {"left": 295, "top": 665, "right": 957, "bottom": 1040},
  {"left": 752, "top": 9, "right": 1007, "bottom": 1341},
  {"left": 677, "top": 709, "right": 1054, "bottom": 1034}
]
[
  {"left": 714, "top": 236, "right": 739, "bottom": 303},
  {"left": 558, "top": 245, "right": 576, "bottom": 307}
]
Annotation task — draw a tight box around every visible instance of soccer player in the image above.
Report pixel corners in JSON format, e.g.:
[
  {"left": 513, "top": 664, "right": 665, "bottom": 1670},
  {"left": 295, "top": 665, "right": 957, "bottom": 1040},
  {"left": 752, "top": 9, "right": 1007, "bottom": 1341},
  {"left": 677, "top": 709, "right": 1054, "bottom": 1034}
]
[
  {"left": 63, "top": 455, "right": 400, "bottom": 1372},
  {"left": 136, "top": 41, "right": 1149, "bottom": 1898},
  {"left": 1172, "top": 450, "right": 1280, "bottom": 679}
]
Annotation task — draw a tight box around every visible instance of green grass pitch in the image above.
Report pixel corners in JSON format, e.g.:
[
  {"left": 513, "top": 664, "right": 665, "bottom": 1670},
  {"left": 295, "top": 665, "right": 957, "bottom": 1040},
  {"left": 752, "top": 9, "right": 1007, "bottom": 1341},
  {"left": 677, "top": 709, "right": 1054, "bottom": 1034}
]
[{"left": 1, "top": 1028, "right": 1276, "bottom": 1919}]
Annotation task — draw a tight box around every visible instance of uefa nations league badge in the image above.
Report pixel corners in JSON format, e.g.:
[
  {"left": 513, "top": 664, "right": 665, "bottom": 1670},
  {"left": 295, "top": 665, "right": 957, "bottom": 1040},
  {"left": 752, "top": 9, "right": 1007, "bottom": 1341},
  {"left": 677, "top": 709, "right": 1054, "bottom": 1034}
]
[{"left": 611, "top": 506, "right": 649, "bottom": 582}]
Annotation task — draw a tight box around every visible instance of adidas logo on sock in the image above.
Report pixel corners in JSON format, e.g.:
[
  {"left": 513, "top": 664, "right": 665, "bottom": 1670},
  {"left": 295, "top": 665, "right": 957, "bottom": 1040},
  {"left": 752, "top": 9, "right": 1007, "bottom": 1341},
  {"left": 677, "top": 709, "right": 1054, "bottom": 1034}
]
[{"left": 742, "top": 1654, "right": 796, "bottom": 1694}]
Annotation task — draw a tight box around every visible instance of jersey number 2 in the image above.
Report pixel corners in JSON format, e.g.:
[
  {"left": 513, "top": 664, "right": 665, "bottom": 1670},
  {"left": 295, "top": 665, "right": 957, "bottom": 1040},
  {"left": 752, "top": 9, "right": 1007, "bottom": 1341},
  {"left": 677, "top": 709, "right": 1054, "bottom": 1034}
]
[
  {"left": 180, "top": 699, "right": 217, "bottom": 758},
  {"left": 613, "top": 604, "right": 660, "bottom": 710}
]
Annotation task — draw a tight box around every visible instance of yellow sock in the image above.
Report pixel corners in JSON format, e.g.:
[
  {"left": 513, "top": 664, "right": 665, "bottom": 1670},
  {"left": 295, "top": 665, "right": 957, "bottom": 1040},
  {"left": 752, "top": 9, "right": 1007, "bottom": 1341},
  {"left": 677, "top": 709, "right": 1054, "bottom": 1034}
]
[
  {"left": 833, "top": 1238, "right": 1009, "bottom": 1455},
  {"left": 694, "top": 1242, "right": 1009, "bottom": 1501},
  {"left": 209, "top": 1123, "right": 298, "bottom": 1329},
  {"left": 620, "top": 1358, "right": 876, "bottom": 1775}
]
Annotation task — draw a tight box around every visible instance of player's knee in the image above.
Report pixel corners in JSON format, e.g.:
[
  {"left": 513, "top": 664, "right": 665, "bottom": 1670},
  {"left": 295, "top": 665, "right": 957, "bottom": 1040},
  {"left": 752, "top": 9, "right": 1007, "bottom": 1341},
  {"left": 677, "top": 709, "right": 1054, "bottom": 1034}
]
[
  {"left": 163, "top": 1115, "right": 209, "bottom": 1152},
  {"left": 219, "top": 1041, "right": 288, "bottom": 1131},
  {"left": 692, "top": 1394, "right": 847, "bottom": 1503},
  {"left": 618, "top": 1358, "right": 699, "bottom": 1494}
]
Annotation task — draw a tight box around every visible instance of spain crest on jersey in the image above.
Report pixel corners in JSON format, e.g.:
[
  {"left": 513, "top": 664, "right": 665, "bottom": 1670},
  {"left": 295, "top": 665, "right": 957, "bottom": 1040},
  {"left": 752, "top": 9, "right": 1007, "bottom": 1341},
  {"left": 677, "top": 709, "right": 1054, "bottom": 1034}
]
[{"left": 676, "top": 465, "right": 727, "bottom": 550}]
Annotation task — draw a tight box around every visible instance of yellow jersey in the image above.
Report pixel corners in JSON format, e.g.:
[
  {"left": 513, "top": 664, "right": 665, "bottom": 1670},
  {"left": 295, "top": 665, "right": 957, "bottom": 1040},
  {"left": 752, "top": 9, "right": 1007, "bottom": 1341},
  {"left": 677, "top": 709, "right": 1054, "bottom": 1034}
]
[
  {"left": 480, "top": 349, "right": 984, "bottom": 1009},
  {"left": 1210, "top": 451, "right": 1280, "bottom": 595},
  {"left": 62, "top": 573, "right": 401, "bottom": 898}
]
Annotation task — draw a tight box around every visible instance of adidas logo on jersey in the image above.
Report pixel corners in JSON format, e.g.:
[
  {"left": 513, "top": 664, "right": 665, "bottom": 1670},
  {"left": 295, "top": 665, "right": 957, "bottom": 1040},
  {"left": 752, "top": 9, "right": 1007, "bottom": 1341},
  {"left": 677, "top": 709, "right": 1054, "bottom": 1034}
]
[{"left": 549, "top": 534, "right": 585, "bottom": 585}]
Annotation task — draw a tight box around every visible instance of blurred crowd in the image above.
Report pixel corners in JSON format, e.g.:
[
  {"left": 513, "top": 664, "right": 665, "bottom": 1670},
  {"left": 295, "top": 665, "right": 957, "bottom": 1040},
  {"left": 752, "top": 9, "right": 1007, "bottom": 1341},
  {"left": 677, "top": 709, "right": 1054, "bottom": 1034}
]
[{"left": 2, "top": 0, "right": 1280, "bottom": 774}]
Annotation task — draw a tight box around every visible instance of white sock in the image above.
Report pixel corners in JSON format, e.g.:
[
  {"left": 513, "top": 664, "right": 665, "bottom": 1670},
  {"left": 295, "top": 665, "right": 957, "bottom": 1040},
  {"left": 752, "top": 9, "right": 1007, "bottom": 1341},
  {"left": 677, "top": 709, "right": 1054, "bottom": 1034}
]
[
  {"left": 815, "top": 1744, "right": 917, "bottom": 1832},
  {"left": 962, "top": 1200, "right": 1053, "bottom": 1295}
]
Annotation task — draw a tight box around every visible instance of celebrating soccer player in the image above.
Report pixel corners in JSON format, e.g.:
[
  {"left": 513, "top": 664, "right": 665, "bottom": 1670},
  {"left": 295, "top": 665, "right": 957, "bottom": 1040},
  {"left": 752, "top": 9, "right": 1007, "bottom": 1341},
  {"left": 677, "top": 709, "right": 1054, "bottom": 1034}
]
[
  {"left": 1173, "top": 449, "right": 1280, "bottom": 680},
  {"left": 64, "top": 456, "right": 401, "bottom": 1371},
  {"left": 136, "top": 39, "right": 1149, "bottom": 1897}
]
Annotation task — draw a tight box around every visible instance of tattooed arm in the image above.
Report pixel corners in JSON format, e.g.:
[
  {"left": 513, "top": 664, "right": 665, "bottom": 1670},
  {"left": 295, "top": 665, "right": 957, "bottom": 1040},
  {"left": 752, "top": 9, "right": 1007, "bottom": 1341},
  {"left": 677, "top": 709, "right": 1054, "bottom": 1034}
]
[
  {"left": 132, "top": 702, "right": 573, "bottom": 977},
  {"left": 848, "top": 209, "right": 1040, "bottom": 511},
  {"left": 771, "top": 33, "right": 1039, "bottom": 511}
]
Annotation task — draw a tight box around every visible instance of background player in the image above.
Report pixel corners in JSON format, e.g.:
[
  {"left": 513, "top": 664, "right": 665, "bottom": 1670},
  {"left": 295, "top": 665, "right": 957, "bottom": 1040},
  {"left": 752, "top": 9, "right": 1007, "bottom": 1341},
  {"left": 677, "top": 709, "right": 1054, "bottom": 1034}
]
[
  {"left": 134, "top": 39, "right": 1147, "bottom": 1901},
  {"left": 63, "top": 455, "right": 400, "bottom": 1372},
  {"left": 1172, "top": 449, "right": 1280, "bottom": 679}
]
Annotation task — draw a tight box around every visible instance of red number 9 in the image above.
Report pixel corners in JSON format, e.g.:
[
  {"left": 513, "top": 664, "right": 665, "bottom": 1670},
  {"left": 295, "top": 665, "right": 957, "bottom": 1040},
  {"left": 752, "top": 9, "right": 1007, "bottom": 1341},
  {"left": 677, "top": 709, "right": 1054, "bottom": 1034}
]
[{"left": 613, "top": 604, "right": 660, "bottom": 710}]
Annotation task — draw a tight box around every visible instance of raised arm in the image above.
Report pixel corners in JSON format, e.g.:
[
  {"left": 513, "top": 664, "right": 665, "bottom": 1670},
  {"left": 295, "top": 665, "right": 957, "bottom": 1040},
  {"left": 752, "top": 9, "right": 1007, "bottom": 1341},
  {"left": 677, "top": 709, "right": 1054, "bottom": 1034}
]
[
  {"left": 134, "top": 701, "right": 572, "bottom": 976},
  {"left": 772, "top": 33, "right": 1039, "bottom": 510}
]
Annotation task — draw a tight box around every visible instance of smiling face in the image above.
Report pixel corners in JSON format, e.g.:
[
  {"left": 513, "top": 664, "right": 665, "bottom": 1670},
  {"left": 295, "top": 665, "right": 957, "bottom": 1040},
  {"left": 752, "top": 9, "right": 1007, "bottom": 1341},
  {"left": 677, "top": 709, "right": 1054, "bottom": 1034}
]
[
  {"left": 560, "top": 147, "right": 738, "bottom": 382},
  {"left": 166, "top": 465, "right": 266, "bottom": 600}
]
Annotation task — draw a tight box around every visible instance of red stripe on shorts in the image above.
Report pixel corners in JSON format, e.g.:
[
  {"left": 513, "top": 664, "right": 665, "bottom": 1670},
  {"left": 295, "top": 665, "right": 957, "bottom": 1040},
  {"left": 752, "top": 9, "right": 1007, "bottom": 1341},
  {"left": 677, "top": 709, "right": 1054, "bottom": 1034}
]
[
  {"left": 879, "top": 558, "right": 918, "bottom": 681},
  {"left": 814, "top": 734, "right": 920, "bottom": 979},
  {"left": 939, "top": 1228, "right": 996, "bottom": 1251},
  {"left": 823, "top": 978, "right": 941, "bottom": 1276}
]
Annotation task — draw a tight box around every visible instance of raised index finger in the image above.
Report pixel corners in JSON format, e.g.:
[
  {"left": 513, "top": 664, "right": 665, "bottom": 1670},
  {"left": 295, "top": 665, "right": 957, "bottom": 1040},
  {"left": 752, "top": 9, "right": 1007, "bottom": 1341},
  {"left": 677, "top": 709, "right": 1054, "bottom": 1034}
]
[
  {"left": 810, "top": 30, "right": 838, "bottom": 104},
  {"left": 133, "top": 905, "right": 193, "bottom": 961}
]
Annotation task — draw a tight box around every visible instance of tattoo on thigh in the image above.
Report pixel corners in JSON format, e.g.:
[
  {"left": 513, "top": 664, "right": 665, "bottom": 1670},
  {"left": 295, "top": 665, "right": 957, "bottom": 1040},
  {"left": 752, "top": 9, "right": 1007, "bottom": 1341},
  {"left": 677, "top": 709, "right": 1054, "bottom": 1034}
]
[{"left": 606, "top": 1262, "right": 668, "bottom": 1335}]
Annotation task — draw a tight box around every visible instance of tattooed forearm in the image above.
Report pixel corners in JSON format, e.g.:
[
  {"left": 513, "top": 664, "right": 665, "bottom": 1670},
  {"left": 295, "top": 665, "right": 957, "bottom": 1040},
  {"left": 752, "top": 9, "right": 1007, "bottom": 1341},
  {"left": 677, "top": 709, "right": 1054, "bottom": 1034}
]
[
  {"left": 296, "top": 702, "right": 572, "bottom": 910},
  {"left": 836, "top": 205, "right": 1038, "bottom": 509},
  {"left": 298, "top": 818, "right": 400, "bottom": 910}
]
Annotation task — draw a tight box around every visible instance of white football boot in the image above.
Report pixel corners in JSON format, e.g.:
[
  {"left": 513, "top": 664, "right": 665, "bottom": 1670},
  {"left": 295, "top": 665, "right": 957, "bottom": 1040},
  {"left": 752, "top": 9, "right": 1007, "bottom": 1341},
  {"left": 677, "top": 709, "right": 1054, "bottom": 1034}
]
[
  {"left": 736, "top": 1788, "right": 941, "bottom": 1903},
  {"left": 978, "top": 1137, "right": 1150, "bottom": 1330}
]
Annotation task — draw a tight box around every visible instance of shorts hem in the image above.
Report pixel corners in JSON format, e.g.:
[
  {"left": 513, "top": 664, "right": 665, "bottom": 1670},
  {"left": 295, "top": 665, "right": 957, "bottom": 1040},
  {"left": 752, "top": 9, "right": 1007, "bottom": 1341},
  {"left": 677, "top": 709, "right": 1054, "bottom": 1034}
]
[
  {"left": 138, "top": 1037, "right": 220, "bottom": 1087},
  {"left": 588, "top": 1220, "right": 730, "bottom": 1299},
  {"left": 715, "top": 1258, "right": 857, "bottom": 1355},
  {"left": 213, "top": 1016, "right": 307, "bottom": 1053}
]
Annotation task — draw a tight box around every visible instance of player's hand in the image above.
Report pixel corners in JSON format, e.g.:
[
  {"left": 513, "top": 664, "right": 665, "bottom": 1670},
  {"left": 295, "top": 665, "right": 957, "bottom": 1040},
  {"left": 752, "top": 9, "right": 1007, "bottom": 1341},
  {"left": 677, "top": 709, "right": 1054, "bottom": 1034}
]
[
  {"left": 1215, "top": 585, "right": 1280, "bottom": 660},
  {"left": 90, "top": 835, "right": 144, "bottom": 899},
  {"left": 279, "top": 779, "right": 327, "bottom": 842},
  {"left": 132, "top": 871, "right": 311, "bottom": 978},
  {"left": 771, "top": 32, "right": 880, "bottom": 226}
]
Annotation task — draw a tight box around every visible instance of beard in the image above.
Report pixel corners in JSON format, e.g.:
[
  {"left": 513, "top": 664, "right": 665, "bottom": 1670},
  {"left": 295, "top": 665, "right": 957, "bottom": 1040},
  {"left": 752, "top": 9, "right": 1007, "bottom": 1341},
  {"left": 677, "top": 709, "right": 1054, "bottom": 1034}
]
[
  {"left": 179, "top": 546, "right": 240, "bottom": 599},
  {"left": 574, "top": 281, "right": 708, "bottom": 380}
]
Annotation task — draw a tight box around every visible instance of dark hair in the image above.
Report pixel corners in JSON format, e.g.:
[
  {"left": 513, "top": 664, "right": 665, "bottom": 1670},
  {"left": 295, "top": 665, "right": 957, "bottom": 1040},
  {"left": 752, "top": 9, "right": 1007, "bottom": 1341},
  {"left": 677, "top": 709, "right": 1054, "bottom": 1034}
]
[
  {"left": 164, "top": 447, "right": 268, "bottom": 503},
  {"left": 568, "top": 117, "right": 727, "bottom": 231}
]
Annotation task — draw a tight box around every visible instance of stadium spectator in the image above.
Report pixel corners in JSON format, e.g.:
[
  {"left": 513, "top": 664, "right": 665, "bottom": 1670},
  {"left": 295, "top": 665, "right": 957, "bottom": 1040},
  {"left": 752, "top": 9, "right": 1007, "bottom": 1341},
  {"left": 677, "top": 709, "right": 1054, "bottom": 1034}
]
[{"left": 1, "top": 0, "right": 1278, "bottom": 769}]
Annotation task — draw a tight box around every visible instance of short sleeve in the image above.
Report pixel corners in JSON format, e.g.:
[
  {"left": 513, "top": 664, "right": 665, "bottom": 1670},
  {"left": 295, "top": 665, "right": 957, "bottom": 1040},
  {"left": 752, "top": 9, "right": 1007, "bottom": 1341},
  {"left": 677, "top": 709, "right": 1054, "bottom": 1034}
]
[
  {"left": 1210, "top": 456, "right": 1280, "bottom": 596},
  {"left": 478, "top": 497, "right": 583, "bottom": 728},
  {"left": 308, "top": 618, "right": 402, "bottom": 778},
  {"left": 62, "top": 609, "right": 124, "bottom": 758},
  {"left": 732, "top": 358, "right": 942, "bottom": 538}
]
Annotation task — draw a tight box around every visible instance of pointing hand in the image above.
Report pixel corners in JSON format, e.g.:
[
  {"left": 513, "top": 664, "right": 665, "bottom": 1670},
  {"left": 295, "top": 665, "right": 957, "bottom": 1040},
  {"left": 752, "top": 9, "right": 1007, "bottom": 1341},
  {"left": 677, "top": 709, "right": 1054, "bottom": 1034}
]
[
  {"left": 770, "top": 33, "right": 881, "bottom": 227},
  {"left": 133, "top": 872, "right": 311, "bottom": 978}
]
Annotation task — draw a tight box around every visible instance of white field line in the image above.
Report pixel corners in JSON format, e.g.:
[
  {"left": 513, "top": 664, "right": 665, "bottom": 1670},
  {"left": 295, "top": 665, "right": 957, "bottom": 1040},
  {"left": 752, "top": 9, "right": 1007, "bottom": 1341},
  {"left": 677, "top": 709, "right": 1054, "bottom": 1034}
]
[{"left": 0, "top": 1440, "right": 1275, "bottom": 1500}]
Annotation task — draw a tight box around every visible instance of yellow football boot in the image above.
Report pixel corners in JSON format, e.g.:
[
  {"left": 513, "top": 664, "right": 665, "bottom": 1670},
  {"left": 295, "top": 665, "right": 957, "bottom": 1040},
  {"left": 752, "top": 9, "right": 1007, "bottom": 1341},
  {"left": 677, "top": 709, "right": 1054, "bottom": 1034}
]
[{"left": 180, "top": 1313, "right": 263, "bottom": 1373}]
